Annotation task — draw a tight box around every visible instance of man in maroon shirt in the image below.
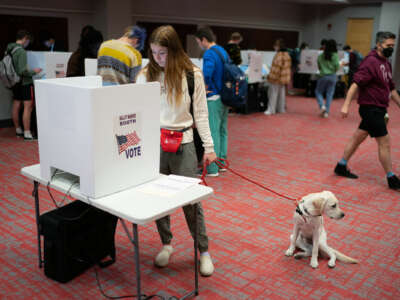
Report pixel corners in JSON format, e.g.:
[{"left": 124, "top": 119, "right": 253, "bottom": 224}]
[{"left": 334, "top": 31, "right": 400, "bottom": 190}]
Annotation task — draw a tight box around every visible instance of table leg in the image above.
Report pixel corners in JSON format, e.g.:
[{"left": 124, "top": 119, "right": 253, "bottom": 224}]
[
  {"left": 33, "top": 181, "right": 43, "bottom": 268},
  {"left": 194, "top": 204, "right": 199, "bottom": 296},
  {"left": 132, "top": 224, "right": 141, "bottom": 299}
]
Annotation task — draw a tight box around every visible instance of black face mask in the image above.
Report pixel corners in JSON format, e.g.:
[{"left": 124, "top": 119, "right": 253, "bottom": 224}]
[{"left": 382, "top": 47, "right": 394, "bottom": 58}]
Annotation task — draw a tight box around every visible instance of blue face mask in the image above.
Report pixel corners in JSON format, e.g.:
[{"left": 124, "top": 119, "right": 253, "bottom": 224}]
[
  {"left": 23, "top": 40, "right": 30, "bottom": 48},
  {"left": 44, "top": 41, "right": 52, "bottom": 48}
]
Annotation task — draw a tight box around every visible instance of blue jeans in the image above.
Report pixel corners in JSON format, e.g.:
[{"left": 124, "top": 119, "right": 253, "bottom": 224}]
[{"left": 315, "top": 74, "right": 337, "bottom": 113}]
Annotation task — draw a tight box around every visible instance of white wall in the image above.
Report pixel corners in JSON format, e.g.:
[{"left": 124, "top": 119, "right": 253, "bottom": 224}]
[
  {"left": 379, "top": 1, "right": 400, "bottom": 87},
  {"left": 302, "top": 4, "right": 381, "bottom": 49}
]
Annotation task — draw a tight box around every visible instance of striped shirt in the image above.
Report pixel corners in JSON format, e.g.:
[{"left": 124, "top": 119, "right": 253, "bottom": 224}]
[{"left": 97, "top": 39, "right": 142, "bottom": 85}]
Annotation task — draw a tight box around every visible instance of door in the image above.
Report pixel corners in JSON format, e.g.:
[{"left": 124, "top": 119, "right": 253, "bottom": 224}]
[{"left": 346, "top": 18, "right": 374, "bottom": 56}]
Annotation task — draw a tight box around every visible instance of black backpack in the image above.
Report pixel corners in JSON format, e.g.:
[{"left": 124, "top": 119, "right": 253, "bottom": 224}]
[
  {"left": 210, "top": 47, "right": 247, "bottom": 108},
  {"left": 187, "top": 70, "right": 204, "bottom": 163}
]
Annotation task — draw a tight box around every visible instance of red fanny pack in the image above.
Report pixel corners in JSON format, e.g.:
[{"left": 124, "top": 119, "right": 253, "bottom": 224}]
[{"left": 160, "top": 128, "right": 184, "bottom": 153}]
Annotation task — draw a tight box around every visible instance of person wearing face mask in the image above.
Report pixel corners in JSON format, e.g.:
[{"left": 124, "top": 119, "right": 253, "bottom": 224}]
[
  {"left": 67, "top": 26, "right": 103, "bottom": 77},
  {"left": 97, "top": 25, "right": 146, "bottom": 85},
  {"left": 6, "top": 30, "right": 42, "bottom": 140},
  {"left": 136, "top": 25, "right": 216, "bottom": 277},
  {"left": 334, "top": 31, "right": 400, "bottom": 190}
]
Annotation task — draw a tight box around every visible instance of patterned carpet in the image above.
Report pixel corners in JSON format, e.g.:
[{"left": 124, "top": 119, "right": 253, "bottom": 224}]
[{"left": 1, "top": 95, "right": 399, "bottom": 300}]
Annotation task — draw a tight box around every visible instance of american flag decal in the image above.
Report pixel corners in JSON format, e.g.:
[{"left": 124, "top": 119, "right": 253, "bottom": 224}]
[{"left": 116, "top": 131, "right": 141, "bottom": 154}]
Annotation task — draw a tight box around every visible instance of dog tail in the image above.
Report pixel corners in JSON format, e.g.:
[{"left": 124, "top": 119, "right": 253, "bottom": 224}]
[{"left": 333, "top": 249, "right": 358, "bottom": 264}]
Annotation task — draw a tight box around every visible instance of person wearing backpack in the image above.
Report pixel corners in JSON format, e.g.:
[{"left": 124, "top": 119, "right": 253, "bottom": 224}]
[
  {"left": 136, "top": 25, "right": 216, "bottom": 276},
  {"left": 6, "top": 30, "right": 42, "bottom": 140},
  {"left": 264, "top": 38, "right": 291, "bottom": 116},
  {"left": 195, "top": 27, "right": 230, "bottom": 177},
  {"left": 343, "top": 45, "right": 363, "bottom": 88}
]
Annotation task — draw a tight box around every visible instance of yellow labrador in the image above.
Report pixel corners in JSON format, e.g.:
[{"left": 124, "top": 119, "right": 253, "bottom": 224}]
[{"left": 285, "top": 191, "right": 358, "bottom": 268}]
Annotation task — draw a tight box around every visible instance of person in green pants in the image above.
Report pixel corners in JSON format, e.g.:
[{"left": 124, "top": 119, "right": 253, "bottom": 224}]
[{"left": 195, "top": 27, "right": 230, "bottom": 176}]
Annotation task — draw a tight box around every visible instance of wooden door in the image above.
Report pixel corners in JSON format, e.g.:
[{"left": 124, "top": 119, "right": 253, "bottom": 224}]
[{"left": 346, "top": 18, "right": 374, "bottom": 56}]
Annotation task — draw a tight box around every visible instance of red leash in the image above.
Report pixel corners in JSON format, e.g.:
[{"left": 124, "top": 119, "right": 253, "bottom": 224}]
[{"left": 201, "top": 158, "right": 299, "bottom": 206}]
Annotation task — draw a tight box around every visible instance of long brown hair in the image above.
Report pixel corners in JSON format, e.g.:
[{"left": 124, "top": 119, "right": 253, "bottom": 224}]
[{"left": 145, "top": 25, "right": 195, "bottom": 106}]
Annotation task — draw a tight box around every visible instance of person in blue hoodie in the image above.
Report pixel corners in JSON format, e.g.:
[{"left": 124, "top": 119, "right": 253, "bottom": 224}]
[{"left": 195, "top": 27, "right": 230, "bottom": 177}]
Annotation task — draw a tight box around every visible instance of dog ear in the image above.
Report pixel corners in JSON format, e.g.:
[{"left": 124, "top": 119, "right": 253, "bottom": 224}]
[{"left": 312, "top": 197, "right": 325, "bottom": 214}]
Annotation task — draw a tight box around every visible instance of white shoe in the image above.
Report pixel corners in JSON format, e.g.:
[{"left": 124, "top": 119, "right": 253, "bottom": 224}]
[
  {"left": 264, "top": 110, "right": 272, "bottom": 115},
  {"left": 219, "top": 168, "right": 227, "bottom": 172},
  {"left": 24, "top": 131, "right": 34, "bottom": 141},
  {"left": 323, "top": 112, "right": 329, "bottom": 118},
  {"left": 200, "top": 254, "right": 214, "bottom": 277},
  {"left": 320, "top": 105, "right": 326, "bottom": 117},
  {"left": 154, "top": 245, "right": 173, "bottom": 267}
]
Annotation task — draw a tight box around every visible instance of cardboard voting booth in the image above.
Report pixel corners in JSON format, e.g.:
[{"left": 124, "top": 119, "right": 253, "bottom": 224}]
[
  {"left": 84, "top": 58, "right": 98, "bottom": 76},
  {"left": 248, "top": 51, "right": 263, "bottom": 84},
  {"left": 298, "top": 50, "right": 348, "bottom": 75},
  {"left": 84, "top": 58, "right": 149, "bottom": 76},
  {"left": 34, "top": 76, "right": 161, "bottom": 198},
  {"left": 27, "top": 51, "right": 72, "bottom": 79}
]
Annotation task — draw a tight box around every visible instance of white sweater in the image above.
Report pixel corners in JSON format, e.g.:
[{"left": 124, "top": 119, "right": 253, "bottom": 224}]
[{"left": 136, "top": 68, "right": 214, "bottom": 153}]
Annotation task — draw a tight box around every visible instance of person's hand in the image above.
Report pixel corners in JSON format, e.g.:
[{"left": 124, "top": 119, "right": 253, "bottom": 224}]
[
  {"left": 341, "top": 105, "right": 349, "bottom": 118},
  {"left": 203, "top": 152, "right": 217, "bottom": 166},
  {"left": 33, "top": 68, "right": 42, "bottom": 74}
]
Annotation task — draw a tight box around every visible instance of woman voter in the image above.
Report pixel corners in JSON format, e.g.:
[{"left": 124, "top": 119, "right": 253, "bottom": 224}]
[{"left": 136, "top": 25, "right": 216, "bottom": 277}]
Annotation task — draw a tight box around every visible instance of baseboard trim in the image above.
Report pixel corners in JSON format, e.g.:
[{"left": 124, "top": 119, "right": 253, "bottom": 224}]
[{"left": 0, "top": 119, "right": 13, "bottom": 128}]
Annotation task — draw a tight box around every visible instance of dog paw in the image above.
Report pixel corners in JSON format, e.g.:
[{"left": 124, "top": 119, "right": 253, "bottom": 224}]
[
  {"left": 328, "top": 261, "right": 336, "bottom": 268},
  {"left": 310, "top": 260, "right": 319, "bottom": 268},
  {"left": 285, "top": 248, "right": 294, "bottom": 256}
]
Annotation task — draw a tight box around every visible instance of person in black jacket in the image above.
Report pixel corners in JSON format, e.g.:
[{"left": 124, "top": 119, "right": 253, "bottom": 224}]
[
  {"left": 66, "top": 27, "right": 103, "bottom": 77},
  {"left": 224, "top": 32, "right": 243, "bottom": 66}
]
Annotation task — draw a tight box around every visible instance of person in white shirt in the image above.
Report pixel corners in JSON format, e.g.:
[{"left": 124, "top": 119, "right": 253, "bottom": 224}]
[{"left": 136, "top": 25, "right": 216, "bottom": 277}]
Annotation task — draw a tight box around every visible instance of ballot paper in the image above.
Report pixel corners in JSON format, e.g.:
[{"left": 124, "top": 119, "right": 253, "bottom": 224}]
[{"left": 136, "top": 175, "right": 202, "bottom": 197}]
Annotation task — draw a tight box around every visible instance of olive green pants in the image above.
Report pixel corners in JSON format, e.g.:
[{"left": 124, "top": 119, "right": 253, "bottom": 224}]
[{"left": 156, "top": 142, "right": 209, "bottom": 253}]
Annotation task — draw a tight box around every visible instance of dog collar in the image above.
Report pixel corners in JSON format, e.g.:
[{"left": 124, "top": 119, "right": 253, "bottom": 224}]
[
  {"left": 297, "top": 203, "right": 321, "bottom": 219},
  {"left": 296, "top": 205, "right": 307, "bottom": 222}
]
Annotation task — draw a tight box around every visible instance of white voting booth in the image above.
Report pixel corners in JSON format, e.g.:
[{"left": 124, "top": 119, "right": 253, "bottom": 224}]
[
  {"left": 298, "top": 50, "right": 348, "bottom": 75},
  {"left": 34, "top": 76, "right": 161, "bottom": 198},
  {"left": 27, "top": 51, "right": 72, "bottom": 79}
]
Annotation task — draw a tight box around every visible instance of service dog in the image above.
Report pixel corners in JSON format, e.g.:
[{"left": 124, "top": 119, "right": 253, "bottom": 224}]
[{"left": 285, "top": 191, "right": 358, "bottom": 268}]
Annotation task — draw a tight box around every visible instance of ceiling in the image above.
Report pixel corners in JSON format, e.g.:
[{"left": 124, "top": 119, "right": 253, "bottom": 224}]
[{"left": 283, "top": 0, "right": 397, "bottom": 4}]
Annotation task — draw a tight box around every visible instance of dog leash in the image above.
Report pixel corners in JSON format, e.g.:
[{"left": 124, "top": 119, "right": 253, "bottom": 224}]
[{"left": 200, "top": 158, "right": 300, "bottom": 206}]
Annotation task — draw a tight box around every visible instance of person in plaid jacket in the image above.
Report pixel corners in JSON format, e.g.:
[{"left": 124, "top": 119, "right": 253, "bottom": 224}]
[{"left": 264, "top": 39, "right": 291, "bottom": 115}]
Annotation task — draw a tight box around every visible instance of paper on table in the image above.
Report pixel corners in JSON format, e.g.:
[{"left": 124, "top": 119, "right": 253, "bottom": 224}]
[{"left": 135, "top": 175, "right": 202, "bottom": 197}]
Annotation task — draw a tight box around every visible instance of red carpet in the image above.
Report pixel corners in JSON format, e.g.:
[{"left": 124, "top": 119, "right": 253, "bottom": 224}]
[{"left": 1, "top": 95, "right": 399, "bottom": 299}]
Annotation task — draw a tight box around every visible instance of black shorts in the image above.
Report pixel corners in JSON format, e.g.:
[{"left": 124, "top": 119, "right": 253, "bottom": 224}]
[
  {"left": 12, "top": 83, "right": 34, "bottom": 101},
  {"left": 358, "top": 105, "right": 387, "bottom": 138}
]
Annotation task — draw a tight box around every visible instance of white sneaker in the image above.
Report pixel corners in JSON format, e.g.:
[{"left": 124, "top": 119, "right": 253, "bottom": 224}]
[
  {"left": 323, "top": 112, "right": 329, "bottom": 118},
  {"left": 154, "top": 245, "right": 173, "bottom": 267},
  {"left": 200, "top": 254, "right": 214, "bottom": 277},
  {"left": 320, "top": 105, "right": 326, "bottom": 117},
  {"left": 264, "top": 110, "right": 272, "bottom": 115},
  {"left": 24, "top": 131, "right": 34, "bottom": 141},
  {"left": 197, "top": 171, "right": 219, "bottom": 177},
  {"left": 16, "top": 127, "right": 23, "bottom": 137},
  {"left": 219, "top": 168, "right": 227, "bottom": 172}
]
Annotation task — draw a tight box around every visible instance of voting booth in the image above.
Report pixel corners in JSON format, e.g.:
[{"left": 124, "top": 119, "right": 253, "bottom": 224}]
[
  {"left": 298, "top": 50, "right": 348, "bottom": 75},
  {"left": 27, "top": 51, "right": 72, "bottom": 79},
  {"left": 34, "top": 76, "right": 161, "bottom": 198}
]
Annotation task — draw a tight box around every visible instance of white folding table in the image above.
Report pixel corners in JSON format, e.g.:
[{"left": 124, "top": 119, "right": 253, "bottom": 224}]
[{"left": 21, "top": 164, "right": 213, "bottom": 299}]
